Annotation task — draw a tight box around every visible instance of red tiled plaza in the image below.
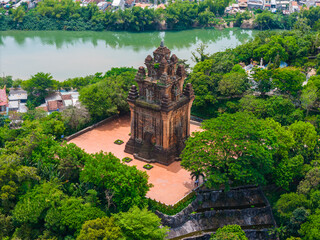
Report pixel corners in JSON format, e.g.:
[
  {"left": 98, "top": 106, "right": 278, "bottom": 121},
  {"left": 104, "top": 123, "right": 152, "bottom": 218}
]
[{"left": 69, "top": 115, "right": 201, "bottom": 205}]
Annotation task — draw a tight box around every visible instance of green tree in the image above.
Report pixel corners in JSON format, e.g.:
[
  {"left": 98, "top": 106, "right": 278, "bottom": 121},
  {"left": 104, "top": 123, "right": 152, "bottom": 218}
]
[
  {"left": 62, "top": 105, "right": 91, "bottom": 133},
  {"left": 288, "top": 121, "right": 318, "bottom": 161},
  {"left": 45, "top": 196, "right": 106, "bottom": 236},
  {"left": 301, "top": 83, "right": 318, "bottom": 115},
  {"left": 0, "top": 154, "right": 39, "bottom": 212},
  {"left": 79, "top": 70, "right": 136, "bottom": 121},
  {"left": 21, "top": 72, "right": 57, "bottom": 106},
  {"left": 77, "top": 217, "right": 124, "bottom": 240},
  {"left": 297, "top": 167, "right": 320, "bottom": 195},
  {"left": 80, "top": 152, "right": 151, "bottom": 212},
  {"left": 294, "top": 18, "right": 311, "bottom": 34},
  {"left": 12, "top": 182, "right": 64, "bottom": 233},
  {"left": 210, "top": 225, "right": 248, "bottom": 240},
  {"left": 114, "top": 206, "right": 168, "bottom": 240},
  {"left": 275, "top": 192, "right": 310, "bottom": 221},
  {"left": 181, "top": 112, "right": 277, "bottom": 189},
  {"left": 191, "top": 43, "right": 210, "bottom": 63},
  {"left": 218, "top": 71, "right": 249, "bottom": 97},
  {"left": 252, "top": 68, "right": 272, "bottom": 96},
  {"left": 272, "top": 67, "right": 305, "bottom": 97},
  {"left": 300, "top": 209, "right": 320, "bottom": 240}
]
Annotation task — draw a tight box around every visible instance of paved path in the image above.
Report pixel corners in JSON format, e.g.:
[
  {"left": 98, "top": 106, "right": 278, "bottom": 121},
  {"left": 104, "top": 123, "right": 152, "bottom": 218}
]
[{"left": 69, "top": 115, "right": 201, "bottom": 205}]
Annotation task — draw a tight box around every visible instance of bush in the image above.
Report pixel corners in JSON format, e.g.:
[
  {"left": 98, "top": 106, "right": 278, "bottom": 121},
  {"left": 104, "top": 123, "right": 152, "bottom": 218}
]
[
  {"left": 114, "top": 139, "right": 124, "bottom": 145},
  {"left": 122, "top": 157, "right": 132, "bottom": 163},
  {"left": 143, "top": 164, "right": 153, "bottom": 170}
]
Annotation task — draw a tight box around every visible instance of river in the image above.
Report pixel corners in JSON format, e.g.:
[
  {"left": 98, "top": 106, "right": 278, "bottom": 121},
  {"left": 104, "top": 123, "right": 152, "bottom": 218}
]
[{"left": 0, "top": 28, "right": 257, "bottom": 81}]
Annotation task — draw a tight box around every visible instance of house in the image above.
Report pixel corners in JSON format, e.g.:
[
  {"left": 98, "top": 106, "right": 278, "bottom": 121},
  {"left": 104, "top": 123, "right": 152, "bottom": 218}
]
[
  {"left": 247, "top": 0, "right": 264, "bottom": 9},
  {"left": 125, "top": 0, "right": 135, "bottom": 7},
  {"left": 238, "top": 0, "right": 248, "bottom": 9},
  {"left": 289, "top": 1, "right": 299, "bottom": 13},
  {"left": 8, "top": 89, "right": 28, "bottom": 113},
  {"left": 47, "top": 100, "right": 64, "bottom": 113},
  {"left": 157, "top": 3, "right": 166, "bottom": 9},
  {"left": 264, "top": 0, "right": 277, "bottom": 10},
  {"left": 0, "top": 87, "right": 8, "bottom": 114},
  {"left": 134, "top": 2, "right": 151, "bottom": 8},
  {"left": 112, "top": 0, "right": 125, "bottom": 9},
  {"left": 60, "top": 91, "right": 80, "bottom": 107},
  {"left": 276, "top": 0, "right": 290, "bottom": 10},
  {"left": 97, "top": 1, "right": 109, "bottom": 10},
  {"left": 36, "top": 91, "right": 81, "bottom": 114}
]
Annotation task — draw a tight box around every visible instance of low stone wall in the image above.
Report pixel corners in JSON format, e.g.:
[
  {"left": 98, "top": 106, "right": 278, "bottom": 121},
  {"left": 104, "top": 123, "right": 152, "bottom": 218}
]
[
  {"left": 183, "top": 229, "right": 274, "bottom": 240},
  {"left": 156, "top": 186, "right": 276, "bottom": 239},
  {"left": 65, "top": 115, "right": 119, "bottom": 141},
  {"left": 197, "top": 186, "right": 266, "bottom": 210},
  {"left": 190, "top": 115, "right": 204, "bottom": 123},
  {"left": 157, "top": 186, "right": 269, "bottom": 228},
  {"left": 167, "top": 207, "right": 274, "bottom": 239}
]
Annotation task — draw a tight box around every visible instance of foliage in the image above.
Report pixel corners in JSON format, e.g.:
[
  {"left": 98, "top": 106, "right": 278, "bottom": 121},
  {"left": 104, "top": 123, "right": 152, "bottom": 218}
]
[
  {"left": 238, "top": 95, "right": 302, "bottom": 126},
  {"left": 148, "top": 191, "right": 196, "bottom": 215},
  {"left": 80, "top": 152, "right": 151, "bottom": 212},
  {"left": 77, "top": 216, "right": 124, "bottom": 240},
  {"left": 114, "top": 139, "right": 124, "bottom": 145},
  {"left": 143, "top": 164, "right": 153, "bottom": 170},
  {"left": 21, "top": 72, "right": 58, "bottom": 107},
  {"left": 79, "top": 69, "right": 136, "bottom": 121},
  {"left": 0, "top": 154, "right": 40, "bottom": 212},
  {"left": 218, "top": 71, "right": 249, "bottom": 96},
  {"left": 45, "top": 196, "right": 106, "bottom": 236},
  {"left": 181, "top": 112, "right": 278, "bottom": 190},
  {"left": 1, "top": 0, "right": 231, "bottom": 32},
  {"left": 210, "top": 224, "right": 248, "bottom": 240},
  {"left": 114, "top": 206, "right": 169, "bottom": 240},
  {"left": 122, "top": 157, "right": 132, "bottom": 163},
  {"left": 61, "top": 105, "right": 91, "bottom": 135},
  {"left": 272, "top": 67, "right": 305, "bottom": 97}
]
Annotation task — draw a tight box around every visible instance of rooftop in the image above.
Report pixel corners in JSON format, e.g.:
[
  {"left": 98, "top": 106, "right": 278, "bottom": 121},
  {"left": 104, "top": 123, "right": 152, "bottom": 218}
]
[
  {"left": 47, "top": 100, "right": 64, "bottom": 111},
  {"left": 69, "top": 115, "right": 202, "bottom": 205},
  {"left": 0, "top": 87, "right": 8, "bottom": 106}
]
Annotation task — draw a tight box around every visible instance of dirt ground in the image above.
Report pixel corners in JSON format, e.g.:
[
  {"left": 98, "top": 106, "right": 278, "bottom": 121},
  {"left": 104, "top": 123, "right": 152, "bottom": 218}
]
[{"left": 69, "top": 115, "right": 201, "bottom": 205}]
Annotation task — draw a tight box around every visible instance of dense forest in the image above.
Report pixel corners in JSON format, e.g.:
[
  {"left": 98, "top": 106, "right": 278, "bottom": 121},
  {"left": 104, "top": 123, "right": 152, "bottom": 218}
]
[
  {"left": 2, "top": 8, "right": 320, "bottom": 239},
  {"left": 1, "top": 0, "right": 320, "bottom": 32}
]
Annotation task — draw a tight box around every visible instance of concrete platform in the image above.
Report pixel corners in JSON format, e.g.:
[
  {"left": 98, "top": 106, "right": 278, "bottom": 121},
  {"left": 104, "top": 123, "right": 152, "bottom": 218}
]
[{"left": 69, "top": 115, "right": 201, "bottom": 205}]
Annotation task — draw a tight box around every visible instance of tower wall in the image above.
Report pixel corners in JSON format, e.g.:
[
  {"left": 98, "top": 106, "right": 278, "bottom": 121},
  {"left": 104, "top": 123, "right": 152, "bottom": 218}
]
[{"left": 124, "top": 43, "right": 194, "bottom": 165}]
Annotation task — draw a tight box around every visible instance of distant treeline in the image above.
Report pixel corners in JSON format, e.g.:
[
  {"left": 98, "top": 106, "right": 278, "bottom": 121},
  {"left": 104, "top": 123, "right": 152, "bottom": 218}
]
[
  {"left": 1, "top": 0, "right": 320, "bottom": 32},
  {"left": 1, "top": 0, "right": 230, "bottom": 31}
]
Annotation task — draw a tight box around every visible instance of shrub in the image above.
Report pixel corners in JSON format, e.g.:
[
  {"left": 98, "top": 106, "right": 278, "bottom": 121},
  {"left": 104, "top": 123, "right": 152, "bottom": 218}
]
[
  {"left": 122, "top": 157, "right": 132, "bottom": 163},
  {"left": 114, "top": 139, "right": 124, "bottom": 145},
  {"left": 143, "top": 164, "right": 153, "bottom": 170}
]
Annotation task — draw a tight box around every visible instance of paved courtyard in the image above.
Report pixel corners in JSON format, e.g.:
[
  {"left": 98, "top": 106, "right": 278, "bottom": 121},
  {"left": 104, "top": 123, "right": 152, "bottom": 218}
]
[{"left": 69, "top": 115, "right": 201, "bottom": 205}]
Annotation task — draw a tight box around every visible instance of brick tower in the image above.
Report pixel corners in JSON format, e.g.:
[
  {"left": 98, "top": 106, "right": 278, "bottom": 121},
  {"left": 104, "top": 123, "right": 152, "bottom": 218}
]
[{"left": 124, "top": 42, "right": 194, "bottom": 165}]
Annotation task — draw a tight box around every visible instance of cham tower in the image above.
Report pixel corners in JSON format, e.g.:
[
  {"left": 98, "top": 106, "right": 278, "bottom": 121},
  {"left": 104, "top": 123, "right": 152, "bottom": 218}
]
[{"left": 124, "top": 42, "right": 194, "bottom": 165}]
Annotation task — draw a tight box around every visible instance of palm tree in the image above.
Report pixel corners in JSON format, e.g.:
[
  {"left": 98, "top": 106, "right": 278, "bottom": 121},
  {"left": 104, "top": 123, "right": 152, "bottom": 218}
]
[{"left": 190, "top": 170, "right": 205, "bottom": 187}]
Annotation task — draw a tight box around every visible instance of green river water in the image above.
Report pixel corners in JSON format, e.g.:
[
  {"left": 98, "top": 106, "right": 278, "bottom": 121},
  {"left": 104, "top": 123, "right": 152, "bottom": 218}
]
[{"left": 0, "top": 28, "right": 257, "bottom": 81}]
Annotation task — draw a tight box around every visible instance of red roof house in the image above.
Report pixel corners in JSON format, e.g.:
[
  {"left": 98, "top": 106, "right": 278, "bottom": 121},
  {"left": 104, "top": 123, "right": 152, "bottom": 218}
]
[{"left": 0, "top": 87, "right": 8, "bottom": 113}]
